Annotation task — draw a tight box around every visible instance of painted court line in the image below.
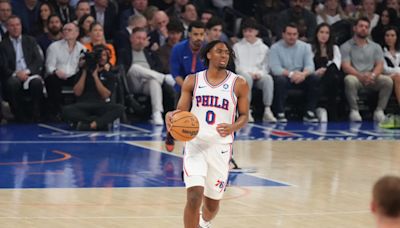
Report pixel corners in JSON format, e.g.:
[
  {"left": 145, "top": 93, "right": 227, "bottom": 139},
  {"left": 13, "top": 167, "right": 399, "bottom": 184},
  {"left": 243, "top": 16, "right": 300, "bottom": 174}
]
[
  {"left": 38, "top": 124, "right": 71, "bottom": 134},
  {"left": 120, "top": 124, "right": 152, "bottom": 133}
]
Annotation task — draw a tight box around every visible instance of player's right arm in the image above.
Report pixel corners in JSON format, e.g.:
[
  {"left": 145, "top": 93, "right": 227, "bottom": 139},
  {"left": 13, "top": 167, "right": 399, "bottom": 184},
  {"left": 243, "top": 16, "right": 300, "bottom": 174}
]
[{"left": 165, "top": 74, "right": 196, "bottom": 131}]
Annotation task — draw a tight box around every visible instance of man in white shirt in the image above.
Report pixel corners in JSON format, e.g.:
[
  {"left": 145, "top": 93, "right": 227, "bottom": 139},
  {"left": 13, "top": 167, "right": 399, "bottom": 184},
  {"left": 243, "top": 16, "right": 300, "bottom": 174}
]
[
  {"left": 45, "top": 22, "right": 86, "bottom": 118},
  {"left": 233, "top": 18, "right": 276, "bottom": 122}
]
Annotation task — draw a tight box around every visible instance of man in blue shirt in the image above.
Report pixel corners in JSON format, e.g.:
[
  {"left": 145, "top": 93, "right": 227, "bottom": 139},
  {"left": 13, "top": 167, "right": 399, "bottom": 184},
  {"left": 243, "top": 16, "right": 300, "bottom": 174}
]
[
  {"left": 269, "top": 23, "right": 320, "bottom": 123},
  {"left": 170, "top": 20, "right": 206, "bottom": 94}
]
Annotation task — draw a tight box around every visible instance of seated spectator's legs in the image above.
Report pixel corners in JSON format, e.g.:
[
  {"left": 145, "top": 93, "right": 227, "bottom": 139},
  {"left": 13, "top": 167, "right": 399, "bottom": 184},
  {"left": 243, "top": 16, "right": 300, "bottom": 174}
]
[
  {"left": 5, "top": 77, "right": 25, "bottom": 121},
  {"left": 303, "top": 74, "right": 320, "bottom": 113},
  {"left": 127, "top": 64, "right": 169, "bottom": 125},
  {"left": 62, "top": 103, "right": 95, "bottom": 125},
  {"left": 272, "top": 75, "right": 290, "bottom": 115},
  {"left": 392, "top": 76, "right": 400, "bottom": 112},
  {"left": 255, "top": 74, "right": 276, "bottom": 122},
  {"left": 371, "top": 75, "right": 393, "bottom": 112},
  {"left": 320, "top": 65, "right": 342, "bottom": 120},
  {"left": 236, "top": 70, "right": 253, "bottom": 102},
  {"left": 344, "top": 74, "right": 362, "bottom": 111},
  {"left": 45, "top": 74, "right": 77, "bottom": 116},
  {"left": 345, "top": 74, "right": 393, "bottom": 121},
  {"left": 62, "top": 102, "right": 124, "bottom": 130},
  {"left": 92, "top": 103, "right": 125, "bottom": 130},
  {"left": 28, "top": 77, "right": 45, "bottom": 121}
]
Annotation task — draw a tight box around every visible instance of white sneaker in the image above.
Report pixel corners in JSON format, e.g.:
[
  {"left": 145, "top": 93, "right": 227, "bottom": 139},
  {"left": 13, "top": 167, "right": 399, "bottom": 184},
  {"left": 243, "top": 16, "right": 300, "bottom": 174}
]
[
  {"left": 263, "top": 107, "right": 277, "bottom": 122},
  {"left": 316, "top": 107, "right": 328, "bottom": 122},
  {"left": 349, "top": 110, "right": 362, "bottom": 122},
  {"left": 151, "top": 112, "right": 164, "bottom": 125},
  {"left": 373, "top": 109, "right": 385, "bottom": 123}
]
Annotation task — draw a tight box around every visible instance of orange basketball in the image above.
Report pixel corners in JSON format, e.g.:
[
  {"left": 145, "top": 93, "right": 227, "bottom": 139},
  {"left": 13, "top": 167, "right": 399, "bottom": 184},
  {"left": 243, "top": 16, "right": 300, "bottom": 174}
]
[{"left": 170, "top": 111, "right": 199, "bottom": 141}]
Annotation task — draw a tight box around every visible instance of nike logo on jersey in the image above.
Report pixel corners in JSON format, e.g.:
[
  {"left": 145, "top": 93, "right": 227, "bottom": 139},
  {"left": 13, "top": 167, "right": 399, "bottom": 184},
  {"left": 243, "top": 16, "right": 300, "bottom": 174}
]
[
  {"left": 198, "top": 85, "right": 206, "bottom": 88},
  {"left": 221, "top": 150, "right": 229, "bottom": 154}
]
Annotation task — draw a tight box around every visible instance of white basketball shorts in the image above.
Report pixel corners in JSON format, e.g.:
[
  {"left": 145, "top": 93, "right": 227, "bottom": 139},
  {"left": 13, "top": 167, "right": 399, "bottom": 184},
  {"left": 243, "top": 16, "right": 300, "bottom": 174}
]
[{"left": 183, "top": 140, "right": 232, "bottom": 200}]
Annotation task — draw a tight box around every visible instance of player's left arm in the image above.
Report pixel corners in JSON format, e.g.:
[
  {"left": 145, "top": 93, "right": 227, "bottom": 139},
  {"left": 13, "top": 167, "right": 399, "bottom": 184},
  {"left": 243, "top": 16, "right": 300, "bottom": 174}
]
[{"left": 216, "top": 77, "right": 249, "bottom": 137}]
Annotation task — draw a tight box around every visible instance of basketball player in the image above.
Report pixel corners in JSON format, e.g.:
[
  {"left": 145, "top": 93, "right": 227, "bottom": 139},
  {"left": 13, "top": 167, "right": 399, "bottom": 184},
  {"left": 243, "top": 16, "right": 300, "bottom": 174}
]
[
  {"left": 165, "top": 40, "right": 249, "bottom": 228},
  {"left": 371, "top": 175, "right": 400, "bottom": 228}
]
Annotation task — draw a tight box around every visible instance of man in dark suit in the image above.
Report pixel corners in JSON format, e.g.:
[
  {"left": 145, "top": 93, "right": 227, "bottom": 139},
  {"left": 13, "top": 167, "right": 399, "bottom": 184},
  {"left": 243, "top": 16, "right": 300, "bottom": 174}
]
[
  {"left": 0, "top": 0, "right": 12, "bottom": 42},
  {"left": 119, "top": 0, "right": 148, "bottom": 29},
  {"left": 90, "top": 0, "right": 117, "bottom": 41},
  {"left": 117, "top": 27, "right": 175, "bottom": 125},
  {"left": 53, "top": 0, "right": 76, "bottom": 24},
  {"left": 114, "top": 14, "right": 147, "bottom": 54},
  {"left": 0, "top": 15, "right": 44, "bottom": 122}
]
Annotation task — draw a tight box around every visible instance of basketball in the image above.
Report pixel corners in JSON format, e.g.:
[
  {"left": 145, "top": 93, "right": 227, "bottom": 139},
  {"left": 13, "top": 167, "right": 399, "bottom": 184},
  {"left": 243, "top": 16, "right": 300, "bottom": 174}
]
[{"left": 170, "top": 111, "right": 199, "bottom": 141}]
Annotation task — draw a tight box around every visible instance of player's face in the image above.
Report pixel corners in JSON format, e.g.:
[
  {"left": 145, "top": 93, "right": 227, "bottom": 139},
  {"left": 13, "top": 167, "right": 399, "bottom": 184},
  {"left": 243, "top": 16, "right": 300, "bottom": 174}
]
[{"left": 207, "top": 43, "right": 230, "bottom": 69}]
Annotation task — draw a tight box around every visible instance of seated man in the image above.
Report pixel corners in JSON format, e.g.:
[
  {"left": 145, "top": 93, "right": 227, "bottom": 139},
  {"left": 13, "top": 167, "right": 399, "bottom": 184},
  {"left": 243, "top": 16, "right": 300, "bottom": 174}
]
[
  {"left": 233, "top": 18, "right": 276, "bottom": 122},
  {"left": 341, "top": 17, "right": 393, "bottom": 122},
  {"left": 62, "top": 45, "right": 124, "bottom": 131},
  {"left": 371, "top": 175, "right": 400, "bottom": 228},
  {"left": 45, "top": 22, "right": 86, "bottom": 119},
  {"left": 0, "top": 15, "right": 44, "bottom": 122},
  {"left": 118, "top": 27, "right": 176, "bottom": 125},
  {"left": 269, "top": 23, "right": 320, "bottom": 123}
]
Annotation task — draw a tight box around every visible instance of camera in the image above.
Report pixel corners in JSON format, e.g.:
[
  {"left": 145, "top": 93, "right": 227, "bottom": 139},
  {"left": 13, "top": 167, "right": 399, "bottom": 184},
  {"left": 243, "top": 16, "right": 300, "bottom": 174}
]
[{"left": 81, "top": 45, "right": 108, "bottom": 72}]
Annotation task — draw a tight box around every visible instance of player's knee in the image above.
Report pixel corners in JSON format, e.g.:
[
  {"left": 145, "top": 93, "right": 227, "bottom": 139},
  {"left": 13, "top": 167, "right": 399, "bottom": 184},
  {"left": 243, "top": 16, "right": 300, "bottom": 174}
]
[
  {"left": 186, "top": 191, "right": 202, "bottom": 209},
  {"left": 204, "top": 202, "right": 219, "bottom": 214}
]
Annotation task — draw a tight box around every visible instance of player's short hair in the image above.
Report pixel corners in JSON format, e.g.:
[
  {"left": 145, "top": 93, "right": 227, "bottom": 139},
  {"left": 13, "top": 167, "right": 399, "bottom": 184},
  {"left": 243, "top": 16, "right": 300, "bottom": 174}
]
[
  {"left": 373, "top": 175, "right": 400, "bottom": 218},
  {"left": 200, "top": 40, "right": 235, "bottom": 67}
]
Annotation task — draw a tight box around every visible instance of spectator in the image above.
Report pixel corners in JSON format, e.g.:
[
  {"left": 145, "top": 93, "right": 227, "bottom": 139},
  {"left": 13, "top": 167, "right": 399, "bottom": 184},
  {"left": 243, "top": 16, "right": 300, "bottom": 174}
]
[
  {"left": 316, "top": 0, "right": 347, "bottom": 25},
  {"left": 255, "top": 0, "right": 287, "bottom": 39},
  {"left": 371, "top": 8, "right": 399, "bottom": 47},
  {"left": 165, "top": 0, "right": 188, "bottom": 19},
  {"left": 45, "top": 22, "right": 86, "bottom": 119},
  {"left": 386, "top": 0, "right": 400, "bottom": 16},
  {"left": 78, "top": 14, "right": 95, "bottom": 45},
  {"left": 0, "top": 15, "right": 44, "bottom": 122},
  {"left": 340, "top": 17, "right": 393, "bottom": 122},
  {"left": 62, "top": 44, "right": 124, "bottom": 131},
  {"left": 180, "top": 3, "right": 198, "bottom": 38},
  {"left": 204, "top": 16, "right": 229, "bottom": 43},
  {"left": 354, "top": 0, "right": 379, "bottom": 33},
  {"left": 148, "top": 10, "right": 169, "bottom": 51},
  {"left": 114, "top": 14, "right": 147, "bottom": 53},
  {"left": 53, "top": 0, "right": 76, "bottom": 24},
  {"left": 371, "top": 175, "right": 400, "bottom": 228},
  {"left": 30, "top": 2, "right": 55, "bottom": 37},
  {"left": 0, "top": 0, "right": 12, "bottom": 42},
  {"left": 233, "top": 18, "right": 276, "bottom": 122},
  {"left": 75, "top": 0, "right": 91, "bottom": 22},
  {"left": 36, "top": 14, "right": 63, "bottom": 55},
  {"left": 90, "top": 0, "right": 117, "bottom": 41},
  {"left": 269, "top": 23, "right": 320, "bottom": 123},
  {"left": 117, "top": 27, "right": 176, "bottom": 125},
  {"left": 382, "top": 26, "right": 400, "bottom": 115},
  {"left": 170, "top": 21, "right": 206, "bottom": 93},
  {"left": 12, "top": 0, "right": 40, "bottom": 35},
  {"left": 119, "top": 0, "right": 148, "bottom": 29},
  {"left": 84, "top": 22, "right": 117, "bottom": 66},
  {"left": 275, "top": 0, "right": 317, "bottom": 42},
  {"left": 200, "top": 9, "right": 215, "bottom": 25},
  {"left": 156, "top": 19, "right": 183, "bottom": 73},
  {"left": 312, "top": 23, "right": 342, "bottom": 121}
]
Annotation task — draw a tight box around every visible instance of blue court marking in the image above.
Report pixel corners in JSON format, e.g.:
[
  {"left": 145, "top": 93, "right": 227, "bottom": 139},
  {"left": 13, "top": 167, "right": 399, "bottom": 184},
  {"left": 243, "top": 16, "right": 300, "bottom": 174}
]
[{"left": 0, "top": 142, "right": 287, "bottom": 189}]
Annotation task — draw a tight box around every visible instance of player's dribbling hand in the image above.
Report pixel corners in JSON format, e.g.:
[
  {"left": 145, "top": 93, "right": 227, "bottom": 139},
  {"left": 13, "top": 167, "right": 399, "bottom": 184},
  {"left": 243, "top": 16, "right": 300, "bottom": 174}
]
[
  {"left": 165, "top": 110, "right": 181, "bottom": 132},
  {"left": 217, "top": 123, "right": 233, "bottom": 137}
]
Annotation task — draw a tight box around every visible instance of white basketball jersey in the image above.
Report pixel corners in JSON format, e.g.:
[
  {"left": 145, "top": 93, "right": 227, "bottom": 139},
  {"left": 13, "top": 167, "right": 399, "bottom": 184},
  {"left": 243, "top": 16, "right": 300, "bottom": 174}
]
[{"left": 191, "top": 70, "right": 238, "bottom": 144}]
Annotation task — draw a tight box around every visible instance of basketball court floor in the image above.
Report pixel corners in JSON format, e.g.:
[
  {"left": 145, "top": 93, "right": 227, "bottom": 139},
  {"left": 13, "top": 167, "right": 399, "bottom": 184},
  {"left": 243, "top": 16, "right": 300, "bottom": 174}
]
[{"left": 0, "top": 122, "right": 399, "bottom": 227}]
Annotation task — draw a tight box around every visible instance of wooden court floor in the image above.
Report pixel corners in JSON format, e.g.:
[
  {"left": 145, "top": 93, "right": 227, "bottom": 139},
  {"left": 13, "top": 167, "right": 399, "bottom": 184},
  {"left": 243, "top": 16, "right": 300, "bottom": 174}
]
[{"left": 1, "top": 138, "right": 399, "bottom": 228}]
